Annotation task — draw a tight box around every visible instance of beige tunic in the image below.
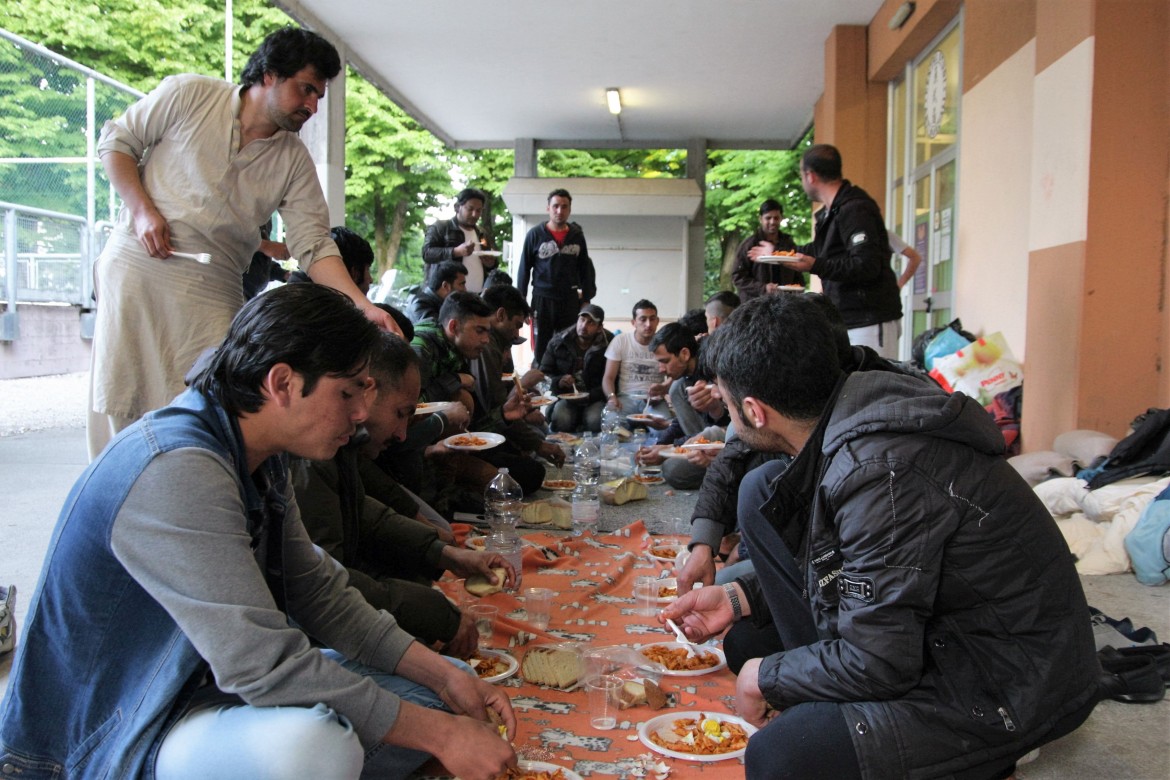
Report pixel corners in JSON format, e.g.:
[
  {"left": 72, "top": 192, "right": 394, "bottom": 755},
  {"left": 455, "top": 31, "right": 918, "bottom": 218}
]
[{"left": 91, "top": 74, "right": 339, "bottom": 422}]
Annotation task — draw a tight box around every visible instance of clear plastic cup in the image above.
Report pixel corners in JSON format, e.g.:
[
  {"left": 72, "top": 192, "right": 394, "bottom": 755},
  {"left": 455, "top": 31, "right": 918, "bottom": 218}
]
[
  {"left": 524, "top": 587, "right": 554, "bottom": 630},
  {"left": 585, "top": 674, "right": 621, "bottom": 730},
  {"left": 634, "top": 575, "right": 659, "bottom": 617},
  {"left": 468, "top": 604, "right": 498, "bottom": 647}
]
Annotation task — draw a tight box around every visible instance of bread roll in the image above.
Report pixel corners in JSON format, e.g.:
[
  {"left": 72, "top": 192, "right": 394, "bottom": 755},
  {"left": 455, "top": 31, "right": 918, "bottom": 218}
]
[{"left": 465, "top": 568, "right": 508, "bottom": 596}]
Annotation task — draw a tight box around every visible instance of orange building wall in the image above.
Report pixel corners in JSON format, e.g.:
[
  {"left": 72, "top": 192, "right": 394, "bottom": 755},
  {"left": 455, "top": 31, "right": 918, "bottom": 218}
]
[{"left": 818, "top": 26, "right": 888, "bottom": 206}]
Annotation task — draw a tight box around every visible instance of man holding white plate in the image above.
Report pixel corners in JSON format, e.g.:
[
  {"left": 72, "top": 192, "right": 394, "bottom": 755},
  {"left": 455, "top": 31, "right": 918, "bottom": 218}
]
[{"left": 422, "top": 187, "right": 496, "bottom": 293}]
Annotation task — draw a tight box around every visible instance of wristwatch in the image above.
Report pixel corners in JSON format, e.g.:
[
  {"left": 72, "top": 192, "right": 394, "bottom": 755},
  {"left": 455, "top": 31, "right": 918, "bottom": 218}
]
[{"left": 722, "top": 583, "right": 743, "bottom": 621}]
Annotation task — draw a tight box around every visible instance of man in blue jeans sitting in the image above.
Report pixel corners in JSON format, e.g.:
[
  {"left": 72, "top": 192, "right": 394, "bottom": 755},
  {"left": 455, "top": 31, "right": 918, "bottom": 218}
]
[{"left": 0, "top": 284, "right": 516, "bottom": 780}]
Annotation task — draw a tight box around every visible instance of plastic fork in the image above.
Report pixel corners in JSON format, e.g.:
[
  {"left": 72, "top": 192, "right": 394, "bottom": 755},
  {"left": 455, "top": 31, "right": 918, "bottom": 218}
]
[
  {"left": 170, "top": 251, "right": 211, "bottom": 265},
  {"left": 665, "top": 618, "right": 698, "bottom": 657}
]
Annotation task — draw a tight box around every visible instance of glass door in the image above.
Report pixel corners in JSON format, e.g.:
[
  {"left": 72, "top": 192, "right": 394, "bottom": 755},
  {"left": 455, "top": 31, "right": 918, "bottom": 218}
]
[{"left": 888, "top": 18, "right": 962, "bottom": 356}]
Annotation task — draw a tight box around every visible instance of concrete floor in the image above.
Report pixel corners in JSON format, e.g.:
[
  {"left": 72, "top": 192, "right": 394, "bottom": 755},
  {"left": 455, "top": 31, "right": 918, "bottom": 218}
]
[{"left": 1, "top": 422, "right": 1167, "bottom": 778}]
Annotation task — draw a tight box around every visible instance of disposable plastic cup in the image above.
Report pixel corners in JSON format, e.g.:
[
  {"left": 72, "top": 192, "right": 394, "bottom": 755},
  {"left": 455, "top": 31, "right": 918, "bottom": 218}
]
[
  {"left": 524, "top": 587, "right": 554, "bottom": 630},
  {"left": 585, "top": 674, "right": 621, "bottom": 730},
  {"left": 634, "top": 575, "right": 659, "bottom": 617},
  {"left": 469, "top": 604, "right": 498, "bottom": 647}
]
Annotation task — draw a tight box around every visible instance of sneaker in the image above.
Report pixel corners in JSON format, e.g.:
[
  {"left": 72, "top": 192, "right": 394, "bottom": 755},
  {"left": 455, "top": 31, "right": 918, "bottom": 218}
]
[{"left": 0, "top": 584, "right": 15, "bottom": 655}]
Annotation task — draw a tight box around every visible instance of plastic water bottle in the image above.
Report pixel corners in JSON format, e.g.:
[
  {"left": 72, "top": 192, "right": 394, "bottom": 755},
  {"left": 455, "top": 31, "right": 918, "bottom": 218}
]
[
  {"left": 599, "top": 428, "right": 620, "bottom": 481},
  {"left": 601, "top": 406, "right": 621, "bottom": 434},
  {"left": 484, "top": 467, "right": 523, "bottom": 534},
  {"left": 571, "top": 484, "right": 600, "bottom": 536},
  {"left": 573, "top": 432, "right": 601, "bottom": 487}
]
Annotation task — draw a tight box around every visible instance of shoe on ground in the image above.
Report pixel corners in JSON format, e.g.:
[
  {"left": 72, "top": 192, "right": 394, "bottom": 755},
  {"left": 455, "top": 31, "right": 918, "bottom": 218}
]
[
  {"left": 1109, "top": 644, "right": 1170, "bottom": 688},
  {"left": 1097, "top": 650, "right": 1166, "bottom": 703},
  {"left": 0, "top": 584, "right": 15, "bottom": 655}
]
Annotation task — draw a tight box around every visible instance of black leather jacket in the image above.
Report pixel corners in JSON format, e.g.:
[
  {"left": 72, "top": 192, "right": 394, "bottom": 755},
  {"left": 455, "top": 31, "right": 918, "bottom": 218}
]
[
  {"left": 799, "top": 181, "right": 902, "bottom": 328},
  {"left": 747, "top": 371, "right": 1098, "bottom": 777},
  {"left": 539, "top": 324, "right": 611, "bottom": 403}
]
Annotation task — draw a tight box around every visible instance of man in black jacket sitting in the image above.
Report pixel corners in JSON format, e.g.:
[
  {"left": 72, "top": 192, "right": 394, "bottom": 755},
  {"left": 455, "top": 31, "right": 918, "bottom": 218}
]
[{"left": 663, "top": 293, "right": 1098, "bottom": 780}]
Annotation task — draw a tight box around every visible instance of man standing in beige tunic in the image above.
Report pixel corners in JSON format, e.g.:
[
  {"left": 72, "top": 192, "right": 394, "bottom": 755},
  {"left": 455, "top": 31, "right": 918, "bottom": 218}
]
[{"left": 88, "top": 26, "right": 399, "bottom": 459}]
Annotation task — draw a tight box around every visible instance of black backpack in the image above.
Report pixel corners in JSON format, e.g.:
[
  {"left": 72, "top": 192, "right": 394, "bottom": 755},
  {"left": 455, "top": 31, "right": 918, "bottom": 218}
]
[{"left": 910, "top": 318, "right": 977, "bottom": 370}]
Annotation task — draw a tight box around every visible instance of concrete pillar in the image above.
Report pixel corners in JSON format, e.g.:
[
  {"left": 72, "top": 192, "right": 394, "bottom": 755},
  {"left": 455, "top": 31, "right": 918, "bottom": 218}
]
[
  {"left": 299, "top": 54, "right": 347, "bottom": 226},
  {"left": 686, "top": 137, "right": 707, "bottom": 310}
]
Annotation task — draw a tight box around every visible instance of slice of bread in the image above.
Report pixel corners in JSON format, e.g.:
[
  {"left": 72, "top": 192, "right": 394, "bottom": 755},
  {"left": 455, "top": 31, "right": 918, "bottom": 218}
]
[
  {"left": 465, "top": 568, "right": 507, "bottom": 596},
  {"left": 644, "top": 678, "right": 668, "bottom": 710},
  {"left": 521, "top": 645, "right": 581, "bottom": 689},
  {"left": 617, "top": 678, "right": 668, "bottom": 710}
]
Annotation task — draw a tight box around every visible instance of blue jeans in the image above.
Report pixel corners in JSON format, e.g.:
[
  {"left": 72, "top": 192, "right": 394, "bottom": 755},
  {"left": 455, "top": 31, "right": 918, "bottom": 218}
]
[{"left": 155, "top": 651, "right": 467, "bottom": 780}]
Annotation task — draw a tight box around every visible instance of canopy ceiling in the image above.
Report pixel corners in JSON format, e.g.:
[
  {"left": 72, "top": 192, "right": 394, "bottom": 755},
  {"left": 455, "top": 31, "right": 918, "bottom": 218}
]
[{"left": 273, "top": 0, "right": 885, "bottom": 150}]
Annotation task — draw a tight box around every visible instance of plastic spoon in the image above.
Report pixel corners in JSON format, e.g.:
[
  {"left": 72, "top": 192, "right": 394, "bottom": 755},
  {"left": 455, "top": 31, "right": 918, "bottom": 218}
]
[{"left": 170, "top": 251, "right": 211, "bottom": 265}]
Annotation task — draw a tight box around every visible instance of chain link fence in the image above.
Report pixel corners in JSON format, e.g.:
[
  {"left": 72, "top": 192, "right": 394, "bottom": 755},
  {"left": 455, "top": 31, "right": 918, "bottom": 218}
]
[{"left": 0, "top": 27, "right": 140, "bottom": 336}]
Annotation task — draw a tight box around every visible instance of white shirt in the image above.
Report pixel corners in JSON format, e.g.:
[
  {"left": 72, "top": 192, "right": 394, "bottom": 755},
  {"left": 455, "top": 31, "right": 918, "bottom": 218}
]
[{"left": 604, "top": 331, "right": 662, "bottom": 395}]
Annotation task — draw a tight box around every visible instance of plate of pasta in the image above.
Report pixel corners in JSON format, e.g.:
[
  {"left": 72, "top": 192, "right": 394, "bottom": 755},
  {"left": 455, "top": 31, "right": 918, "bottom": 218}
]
[
  {"left": 469, "top": 648, "right": 519, "bottom": 684},
  {"left": 495, "top": 760, "right": 582, "bottom": 780},
  {"left": 637, "top": 642, "right": 726, "bottom": 676},
  {"left": 443, "top": 432, "right": 505, "bottom": 451},
  {"left": 638, "top": 711, "right": 757, "bottom": 762}
]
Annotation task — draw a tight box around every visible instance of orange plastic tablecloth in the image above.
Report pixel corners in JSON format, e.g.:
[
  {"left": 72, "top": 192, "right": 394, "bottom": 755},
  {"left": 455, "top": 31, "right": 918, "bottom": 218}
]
[{"left": 432, "top": 521, "right": 748, "bottom": 778}]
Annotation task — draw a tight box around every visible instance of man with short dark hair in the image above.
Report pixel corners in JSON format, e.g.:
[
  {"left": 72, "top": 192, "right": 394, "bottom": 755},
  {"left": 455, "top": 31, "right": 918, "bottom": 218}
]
[
  {"left": 540, "top": 304, "right": 611, "bottom": 433},
  {"left": 0, "top": 284, "right": 517, "bottom": 780},
  {"left": 733, "top": 199, "right": 802, "bottom": 301},
  {"left": 411, "top": 291, "right": 541, "bottom": 495},
  {"left": 295, "top": 333, "right": 516, "bottom": 660},
  {"left": 704, "top": 290, "right": 740, "bottom": 334},
  {"left": 422, "top": 187, "right": 495, "bottom": 292},
  {"left": 767, "top": 144, "right": 903, "bottom": 358},
  {"left": 405, "top": 260, "right": 468, "bottom": 324},
  {"left": 517, "top": 188, "right": 597, "bottom": 363},
  {"left": 663, "top": 293, "right": 1098, "bottom": 780},
  {"left": 88, "top": 26, "right": 398, "bottom": 459},
  {"left": 602, "top": 300, "right": 668, "bottom": 415}
]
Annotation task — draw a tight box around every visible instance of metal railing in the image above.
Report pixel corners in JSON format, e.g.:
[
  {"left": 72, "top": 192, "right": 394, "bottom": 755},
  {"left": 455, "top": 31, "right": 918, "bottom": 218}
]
[{"left": 0, "top": 27, "right": 140, "bottom": 341}]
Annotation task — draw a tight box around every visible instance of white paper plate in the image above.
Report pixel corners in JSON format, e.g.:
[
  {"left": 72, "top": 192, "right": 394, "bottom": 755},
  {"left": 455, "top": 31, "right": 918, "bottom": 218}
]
[
  {"left": 646, "top": 543, "right": 684, "bottom": 563},
  {"left": 680, "top": 441, "right": 724, "bottom": 451},
  {"left": 414, "top": 401, "right": 456, "bottom": 416},
  {"left": 513, "top": 760, "right": 583, "bottom": 780},
  {"left": 557, "top": 392, "right": 589, "bottom": 401},
  {"left": 443, "top": 432, "right": 506, "bottom": 451},
  {"left": 474, "top": 250, "right": 503, "bottom": 257},
  {"left": 546, "top": 432, "right": 583, "bottom": 445},
  {"left": 464, "top": 535, "right": 487, "bottom": 550},
  {"left": 636, "top": 642, "right": 727, "bottom": 676},
  {"left": 659, "top": 448, "right": 691, "bottom": 459},
  {"left": 638, "top": 710, "right": 757, "bottom": 762},
  {"left": 755, "top": 255, "right": 801, "bottom": 265},
  {"left": 470, "top": 648, "right": 519, "bottom": 684},
  {"left": 630, "top": 475, "right": 665, "bottom": 486},
  {"left": 529, "top": 396, "right": 555, "bottom": 407},
  {"left": 642, "top": 577, "right": 678, "bottom": 603},
  {"left": 541, "top": 479, "right": 577, "bottom": 492},
  {"left": 626, "top": 413, "right": 661, "bottom": 424}
]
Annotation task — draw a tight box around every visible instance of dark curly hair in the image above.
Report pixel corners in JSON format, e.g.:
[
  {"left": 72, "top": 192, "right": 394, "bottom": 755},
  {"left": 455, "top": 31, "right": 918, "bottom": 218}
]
[{"left": 240, "top": 27, "right": 341, "bottom": 89}]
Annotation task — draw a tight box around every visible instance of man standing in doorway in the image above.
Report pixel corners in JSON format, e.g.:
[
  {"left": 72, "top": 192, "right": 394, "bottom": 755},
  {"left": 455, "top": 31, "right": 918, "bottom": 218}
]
[
  {"left": 760, "top": 144, "right": 903, "bottom": 358},
  {"left": 421, "top": 188, "right": 496, "bottom": 293},
  {"left": 517, "top": 189, "right": 597, "bottom": 364}
]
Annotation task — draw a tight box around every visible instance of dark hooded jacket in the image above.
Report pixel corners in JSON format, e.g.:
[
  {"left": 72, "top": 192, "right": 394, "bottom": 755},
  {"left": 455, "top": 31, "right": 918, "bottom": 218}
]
[
  {"left": 799, "top": 181, "right": 902, "bottom": 328},
  {"left": 749, "top": 370, "right": 1098, "bottom": 778}
]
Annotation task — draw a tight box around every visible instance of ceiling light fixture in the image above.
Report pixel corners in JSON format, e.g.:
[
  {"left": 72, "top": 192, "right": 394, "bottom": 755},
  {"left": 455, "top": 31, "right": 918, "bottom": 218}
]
[
  {"left": 606, "top": 88, "right": 622, "bottom": 115},
  {"left": 888, "top": 1, "right": 916, "bottom": 30}
]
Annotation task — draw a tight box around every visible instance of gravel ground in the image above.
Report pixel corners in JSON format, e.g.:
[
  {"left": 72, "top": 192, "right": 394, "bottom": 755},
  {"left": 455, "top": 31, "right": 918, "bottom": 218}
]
[{"left": 0, "top": 372, "right": 88, "bottom": 436}]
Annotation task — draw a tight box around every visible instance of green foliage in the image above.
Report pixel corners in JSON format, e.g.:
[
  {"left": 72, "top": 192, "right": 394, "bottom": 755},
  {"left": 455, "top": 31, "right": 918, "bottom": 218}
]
[{"left": 1, "top": 1, "right": 810, "bottom": 299}]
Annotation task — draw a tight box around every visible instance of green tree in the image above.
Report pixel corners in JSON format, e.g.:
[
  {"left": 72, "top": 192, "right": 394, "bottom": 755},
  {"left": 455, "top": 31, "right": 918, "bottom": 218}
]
[
  {"left": 704, "top": 136, "right": 812, "bottom": 294},
  {"left": 343, "top": 70, "right": 450, "bottom": 285}
]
